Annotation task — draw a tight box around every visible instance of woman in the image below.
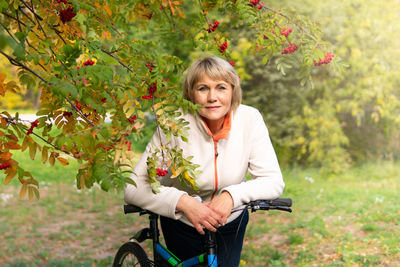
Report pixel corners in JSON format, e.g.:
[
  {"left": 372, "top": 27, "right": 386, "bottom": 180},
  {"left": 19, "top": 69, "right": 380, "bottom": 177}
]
[{"left": 124, "top": 56, "right": 285, "bottom": 266}]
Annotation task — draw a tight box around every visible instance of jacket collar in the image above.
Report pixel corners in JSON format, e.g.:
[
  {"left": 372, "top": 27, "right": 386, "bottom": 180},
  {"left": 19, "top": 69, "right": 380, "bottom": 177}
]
[{"left": 198, "top": 110, "right": 232, "bottom": 141}]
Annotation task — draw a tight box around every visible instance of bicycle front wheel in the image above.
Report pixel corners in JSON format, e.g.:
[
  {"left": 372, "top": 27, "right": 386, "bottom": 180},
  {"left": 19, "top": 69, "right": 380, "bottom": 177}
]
[{"left": 113, "top": 241, "right": 151, "bottom": 267}]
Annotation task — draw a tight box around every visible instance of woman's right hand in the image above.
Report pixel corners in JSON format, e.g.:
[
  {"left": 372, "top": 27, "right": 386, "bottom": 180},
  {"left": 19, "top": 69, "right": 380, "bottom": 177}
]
[{"left": 176, "top": 194, "right": 223, "bottom": 235}]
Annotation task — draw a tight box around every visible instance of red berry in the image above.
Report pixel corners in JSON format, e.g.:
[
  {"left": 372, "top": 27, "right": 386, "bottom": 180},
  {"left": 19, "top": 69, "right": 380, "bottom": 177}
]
[
  {"left": 156, "top": 168, "right": 168, "bottom": 176},
  {"left": 59, "top": 7, "right": 76, "bottom": 24},
  {"left": 0, "top": 163, "right": 11, "bottom": 170},
  {"left": 83, "top": 59, "right": 95, "bottom": 66},
  {"left": 219, "top": 41, "right": 228, "bottom": 53}
]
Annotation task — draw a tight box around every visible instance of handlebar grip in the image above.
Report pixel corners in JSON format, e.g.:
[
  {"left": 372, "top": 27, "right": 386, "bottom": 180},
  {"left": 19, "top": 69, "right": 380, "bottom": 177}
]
[
  {"left": 268, "top": 198, "right": 292, "bottom": 207},
  {"left": 124, "top": 204, "right": 143, "bottom": 214}
]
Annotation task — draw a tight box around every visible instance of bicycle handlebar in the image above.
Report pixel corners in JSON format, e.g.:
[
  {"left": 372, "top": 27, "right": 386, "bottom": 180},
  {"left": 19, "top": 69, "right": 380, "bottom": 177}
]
[{"left": 123, "top": 198, "right": 292, "bottom": 215}]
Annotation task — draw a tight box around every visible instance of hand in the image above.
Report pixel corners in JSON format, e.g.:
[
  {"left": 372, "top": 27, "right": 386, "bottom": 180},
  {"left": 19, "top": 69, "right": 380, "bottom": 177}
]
[
  {"left": 176, "top": 194, "right": 222, "bottom": 235},
  {"left": 207, "top": 191, "right": 234, "bottom": 226}
]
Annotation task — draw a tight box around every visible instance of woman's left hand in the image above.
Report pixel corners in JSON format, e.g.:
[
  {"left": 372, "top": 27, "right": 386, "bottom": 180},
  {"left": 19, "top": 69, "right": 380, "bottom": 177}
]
[{"left": 208, "top": 191, "right": 234, "bottom": 226}]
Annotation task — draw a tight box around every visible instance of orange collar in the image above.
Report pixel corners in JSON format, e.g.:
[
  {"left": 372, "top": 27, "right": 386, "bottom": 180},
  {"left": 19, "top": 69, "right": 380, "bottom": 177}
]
[{"left": 201, "top": 111, "right": 232, "bottom": 141}]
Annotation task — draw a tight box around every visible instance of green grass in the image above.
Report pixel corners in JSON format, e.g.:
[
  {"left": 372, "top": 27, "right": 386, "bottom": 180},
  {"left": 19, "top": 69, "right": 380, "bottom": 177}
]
[{"left": 1, "top": 155, "right": 400, "bottom": 266}]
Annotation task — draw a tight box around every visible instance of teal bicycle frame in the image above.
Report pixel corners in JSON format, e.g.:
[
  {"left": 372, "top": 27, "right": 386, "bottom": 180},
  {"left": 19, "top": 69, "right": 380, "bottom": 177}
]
[{"left": 135, "top": 210, "right": 218, "bottom": 267}]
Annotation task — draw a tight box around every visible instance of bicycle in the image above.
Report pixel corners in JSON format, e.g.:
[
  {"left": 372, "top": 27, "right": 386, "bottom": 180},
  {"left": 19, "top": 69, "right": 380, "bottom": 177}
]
[{"left": 113, "top": 198, "right": 292, "bottom": 267}]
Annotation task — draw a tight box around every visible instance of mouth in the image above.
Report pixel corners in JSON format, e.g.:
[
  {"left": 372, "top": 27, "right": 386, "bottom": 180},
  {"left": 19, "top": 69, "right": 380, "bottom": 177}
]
[{"left": 205, "top": 106, "right": 220, "bottom": 110}]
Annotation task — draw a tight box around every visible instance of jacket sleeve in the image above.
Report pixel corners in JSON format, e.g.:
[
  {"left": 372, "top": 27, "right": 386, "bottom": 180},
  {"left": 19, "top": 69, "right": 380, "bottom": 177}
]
[
  {"left": 222, "top": 109, "right": 285, "bottom": 208},
  {"left": 124, "top": 130, "right": 187, "bottom": 219}
]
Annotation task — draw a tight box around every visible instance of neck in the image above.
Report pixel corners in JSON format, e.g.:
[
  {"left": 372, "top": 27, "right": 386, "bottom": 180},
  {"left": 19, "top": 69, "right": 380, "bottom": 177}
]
[{"left": 203, "top": 117, "right": 224, "bottom": 135}]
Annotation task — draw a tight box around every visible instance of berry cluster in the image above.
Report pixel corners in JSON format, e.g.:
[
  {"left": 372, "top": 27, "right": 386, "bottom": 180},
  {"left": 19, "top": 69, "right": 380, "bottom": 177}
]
[
  {"left": 125, "top": 141, "right": 132, "bottom": 151},
  {"left": 128, "top": 115, "right": 137, "bottom": 124},
  {"left": 281, "top": 27, "right": 293, "bottom": 37},
  {"left": 142, "top": 83, "right": 157, "bottom": 100},
  {"left": 100, "top": 97, "right": 107, "bottom": 103},
  {"left": 0, "top": 163, "right": 11, "bottom": 170},
  {"left": 57, "top": 0, "right": 68, "bottom": 3},
  {"left": 219, "top": 41, "right": 228, "bottom": 54},
  {"left": 281, "top": 43, "right": 298, "bottom": 54},
  {"left": 146, "top": 62, "right": 155, "bottom": 72},
  {"left": 75, "top": 100, "right": 82, "bottom": 110},
  {"left": 248, "top": 0, "right": 264, "bottom": 9},
  {"left": 206, "top": 20, "right": 220, "bottom": 33},
  {"left": 27, "top": 120, "right": 39, "bottom": 135},
  {"left": 156, "top": 168, "right": 168, "bottom": 176},
  {"left": 59, "top": 7, "right": 76, "bottom": 24},
  {"left": 229, "top": 61, "right": 235, "bottom": 66},
  {"left": 314, "top": 52, "right": 334, "bottom": 66},
  {"left": 83, "top": 59, "right": 95, "bottom": 66}
]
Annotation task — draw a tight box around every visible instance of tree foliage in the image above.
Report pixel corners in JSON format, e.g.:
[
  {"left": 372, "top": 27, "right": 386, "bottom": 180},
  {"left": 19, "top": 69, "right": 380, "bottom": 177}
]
[{"left": 0, "top": 0, "right": 338, "bottom": 199}]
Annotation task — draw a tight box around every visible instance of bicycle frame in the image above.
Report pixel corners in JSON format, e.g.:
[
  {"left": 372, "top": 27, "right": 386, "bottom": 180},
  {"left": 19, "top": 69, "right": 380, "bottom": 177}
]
[{"left": 141, "top": 212, "right": 218, "bottom": 267}]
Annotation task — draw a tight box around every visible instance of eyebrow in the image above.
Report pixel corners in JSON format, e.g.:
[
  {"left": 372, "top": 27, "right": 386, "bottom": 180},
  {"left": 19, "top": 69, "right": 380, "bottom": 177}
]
[{"left": 196, "top": 82, "right": 228, "bottom": 87}]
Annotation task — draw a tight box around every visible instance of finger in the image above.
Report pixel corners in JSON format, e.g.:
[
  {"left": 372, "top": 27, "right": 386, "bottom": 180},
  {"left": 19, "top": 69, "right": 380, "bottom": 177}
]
[
  {"left": 202, "top": 221, "right": 217, "bottom": 232},
  {"left": 195, "top": 224, "right": 205, "bottom": 235}
]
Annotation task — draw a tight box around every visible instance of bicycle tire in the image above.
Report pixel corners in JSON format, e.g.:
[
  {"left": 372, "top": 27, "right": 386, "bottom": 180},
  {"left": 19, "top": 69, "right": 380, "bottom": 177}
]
[{"left": 113, "top": 241, "right": 151, "bottom": 267}]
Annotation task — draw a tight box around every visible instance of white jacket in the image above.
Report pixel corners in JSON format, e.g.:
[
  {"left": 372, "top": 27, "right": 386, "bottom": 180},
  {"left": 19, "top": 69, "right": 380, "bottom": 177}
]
[{"left": 124, "top": 104, "right": 285, "bottom": 225}]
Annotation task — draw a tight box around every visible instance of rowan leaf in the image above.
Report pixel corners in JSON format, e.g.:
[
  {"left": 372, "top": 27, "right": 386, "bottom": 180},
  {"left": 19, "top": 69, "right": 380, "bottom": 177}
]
[
  {"left": 56, "top": 157, "right": 69, "bottom": 166},
  {"left": 19, "top": 183, "right": 28, "bottom": 199},
  {"left": 4, "top": 142, "right": 21, "bottom": 150}
]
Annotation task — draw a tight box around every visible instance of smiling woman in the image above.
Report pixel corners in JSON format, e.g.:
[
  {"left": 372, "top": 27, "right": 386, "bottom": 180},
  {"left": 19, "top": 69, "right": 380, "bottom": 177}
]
[{"left": 124, "top": 56, "right": 285, "bottom": 266}]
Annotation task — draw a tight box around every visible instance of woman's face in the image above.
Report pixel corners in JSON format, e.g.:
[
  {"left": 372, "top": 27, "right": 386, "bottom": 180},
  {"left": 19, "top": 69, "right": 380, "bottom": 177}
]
[{"left": 193, "top": 74, "right": 233, "bottom": 125}]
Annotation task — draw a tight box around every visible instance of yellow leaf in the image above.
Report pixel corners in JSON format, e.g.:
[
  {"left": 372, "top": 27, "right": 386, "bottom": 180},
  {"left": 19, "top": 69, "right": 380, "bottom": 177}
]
[
  {"left": 49, "top": 154, "right": 55, "bottom": 166},
  {"left": 183, "top": 171, "right": 195, "bottom": 186},
  {"left": 32, "top": 187, "right": 40, "bottom": 200},
  {"left": 4, "top": 166, "right": 17, "bottom": 184},
  {"left": 19, "top": 183, "right": 27, "bottom": 199},
  {"left": 29, "top": 142, "right": 36, "bottom": 160},
  {"left": 114, "top": 150, "right": 121, "bottom": 165},
  {"left": 42, "top": 146, "right": 48, "bottom": 164},
  {"left": 28, "top": 186, "right": 34, "bottom": 201},
  {"left": 56, "top": 157, "right": 69, "bottom": 166}
]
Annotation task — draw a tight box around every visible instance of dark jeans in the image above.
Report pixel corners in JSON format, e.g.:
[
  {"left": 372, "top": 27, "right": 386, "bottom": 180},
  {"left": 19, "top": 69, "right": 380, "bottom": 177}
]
[{"left": 160, "top": 210, "right": 249, "bottom": 267}]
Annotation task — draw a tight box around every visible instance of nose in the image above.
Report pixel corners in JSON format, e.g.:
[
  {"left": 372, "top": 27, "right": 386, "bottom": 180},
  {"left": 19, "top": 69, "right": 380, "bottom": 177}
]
[{"left": 207, "top": 88, "right": 217, "bottom": 102}]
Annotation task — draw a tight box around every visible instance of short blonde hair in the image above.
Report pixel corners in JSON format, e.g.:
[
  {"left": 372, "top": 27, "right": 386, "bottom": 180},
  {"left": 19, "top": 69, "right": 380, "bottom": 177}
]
[{"left": 182, "top": 57, "right": 242, "bottom": 111}]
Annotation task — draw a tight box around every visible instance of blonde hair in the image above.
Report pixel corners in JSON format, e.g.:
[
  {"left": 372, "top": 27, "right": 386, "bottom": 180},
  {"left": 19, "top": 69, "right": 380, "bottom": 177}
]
[{"left": 182, "top": 57, "right": 242, "bottom": 111}]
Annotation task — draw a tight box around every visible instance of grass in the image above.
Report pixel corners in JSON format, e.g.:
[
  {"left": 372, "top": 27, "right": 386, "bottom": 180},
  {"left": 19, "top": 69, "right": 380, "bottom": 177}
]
[{"left": 1, "top": 153, "right": 399, "bottom": 266}]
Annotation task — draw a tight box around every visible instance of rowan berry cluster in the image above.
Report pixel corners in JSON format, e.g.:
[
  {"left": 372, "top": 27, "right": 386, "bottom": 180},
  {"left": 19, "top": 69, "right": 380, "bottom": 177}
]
[
  {"left": 219, "top": 41, "right": 228, "bottom": 53},
  {"left": 281, "top": 27, "right": 293, "bottom": 37},
  {"left": 156, "top": 168, "right": 168, "bottom": 176},
  {"left": 142, "top": 83, "right": 157, "bottom": 100},
  {"left": 83, "top": 59, "right": 95, "bottom": 66},
  {"left": 229, "top": 61, "right": 235, "bottom": 66},
  {"left": 27, "top": 120, "right": 39, "bottom": 135},
  {"left": 128, "top": 115, "right": 137, "bottom": 124},
  {"left": 100, "top": 98, "right": 107, "bottom": 103},
  {"left": 314, "top": 52, "right": 334, "bottom": 66},
  {"left": 281, "top": 43, "right": 298, "bottom": 54},
  {"left": 248, "top": 0, "right": 264, "bottom": 9},
  {"left": 75, "top": 100, "right": 82, "bottom": 110},
  {"left": 0, "top": 163, "right": 11, "bottom": 170},
  {"left": 125, "top": 141, "right": 132, "bottom": 151},
  {"left": 59, "top": 7, "right": 76, "bottom": 24},
  {"left": 206, "top": 20, "right": 220, "bottom": 33},
  {"left": 57, "top": 0, "right": 68, "bottom": 3},
  {"left": 146, "top": 62, "right": 155, "bottom": 72}
]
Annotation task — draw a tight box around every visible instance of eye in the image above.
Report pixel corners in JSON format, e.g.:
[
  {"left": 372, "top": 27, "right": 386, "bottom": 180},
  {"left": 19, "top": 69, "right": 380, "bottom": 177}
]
[
  {"left": 197, "top": 86, "right": 208, "bottom": 91},
  {"left": 218, "top": 85, "right": 227, "bottom": 90}
]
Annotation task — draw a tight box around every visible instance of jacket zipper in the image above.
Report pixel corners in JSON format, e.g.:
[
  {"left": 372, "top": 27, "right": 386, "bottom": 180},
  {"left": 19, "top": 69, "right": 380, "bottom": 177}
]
[{"left": 210, "top": 139, "right": 218, "bottom": 200}]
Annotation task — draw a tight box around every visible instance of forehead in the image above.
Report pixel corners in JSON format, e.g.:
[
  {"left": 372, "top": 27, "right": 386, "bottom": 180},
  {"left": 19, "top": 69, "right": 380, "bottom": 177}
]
[{"left": 196, "top": 74, "right": 229, "bottom": 85}]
